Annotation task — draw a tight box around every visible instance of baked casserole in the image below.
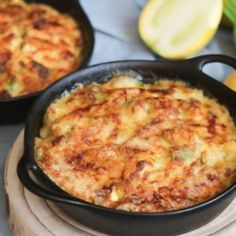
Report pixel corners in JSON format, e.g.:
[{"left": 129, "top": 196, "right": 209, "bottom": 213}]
[
  {"left": 0, "top": 0, "right": 83, "bottom": 98},
  {"left": 35, "top": 75, "right": 236, "bottom": 212}
]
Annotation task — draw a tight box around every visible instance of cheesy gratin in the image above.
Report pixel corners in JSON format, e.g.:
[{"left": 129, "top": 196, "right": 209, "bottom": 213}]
[
  {"left": 35, "top": 75, "right": 236, "bottom": 212},
  {"left": 0, "top": 0, "right": 83, "bottom": 98}
]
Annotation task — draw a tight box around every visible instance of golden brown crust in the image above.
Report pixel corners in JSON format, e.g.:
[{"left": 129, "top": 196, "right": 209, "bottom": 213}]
[
  {"left": 0, "top": 0, "right": 82, "bottom": 98},
  {"left": 35, "top": 75, "right": 236, "bottom": 212}
]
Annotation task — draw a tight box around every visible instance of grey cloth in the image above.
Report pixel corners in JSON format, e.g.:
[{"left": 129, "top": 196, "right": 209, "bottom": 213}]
[{"left": 81, "top": 0, "right": 235, "bottom": 81}]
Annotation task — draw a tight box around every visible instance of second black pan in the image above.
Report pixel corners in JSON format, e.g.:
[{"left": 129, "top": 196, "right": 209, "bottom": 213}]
[
  {"left": 0, "top": 0, "right": 94, "bottom": 124},
  {"left": 18, "top": 55, "right": 236, "bottom": 236}
]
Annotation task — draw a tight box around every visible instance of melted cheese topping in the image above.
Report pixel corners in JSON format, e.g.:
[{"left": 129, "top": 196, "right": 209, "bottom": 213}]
[
  {"left": 35, "top": 75, "right": 236, "bottom": 212},
  {"left": 0, "top": 0, "right": 83, "bottom": 98}
]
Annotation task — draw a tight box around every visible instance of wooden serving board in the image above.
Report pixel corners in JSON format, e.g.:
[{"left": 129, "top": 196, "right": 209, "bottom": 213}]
[{"left": 4, "top": 131, "right": 236, "bottom": 236}]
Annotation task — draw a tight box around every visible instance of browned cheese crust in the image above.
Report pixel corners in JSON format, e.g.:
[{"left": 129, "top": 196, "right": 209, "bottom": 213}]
[
  {"left": 35, "top": 75, "right": 236, "bottom": 212},
  {"left": 0, "top": 0, "right": 82, "bottom": 98}
]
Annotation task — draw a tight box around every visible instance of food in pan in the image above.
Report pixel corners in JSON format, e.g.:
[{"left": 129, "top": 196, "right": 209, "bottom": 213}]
[
  {"left": 34, "top": 75, "right": 236, "bottom": 213},
  {"left": 0, "top": 0, "right": 83, "bottom": 98}
]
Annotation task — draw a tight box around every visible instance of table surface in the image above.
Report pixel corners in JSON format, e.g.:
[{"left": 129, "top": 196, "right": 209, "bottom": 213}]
[{"left": 0, "top": 1, "right": 235, "bottom": 236}]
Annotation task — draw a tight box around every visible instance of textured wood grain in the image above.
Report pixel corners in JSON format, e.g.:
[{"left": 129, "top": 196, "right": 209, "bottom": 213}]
[{"left": 4, "top": 130, "right": 236, "bottom": 236}]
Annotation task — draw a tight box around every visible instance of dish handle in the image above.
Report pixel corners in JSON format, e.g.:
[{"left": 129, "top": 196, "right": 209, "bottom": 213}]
[
  {"left": 189, "top": 54, "right": 236, "bottom": 83},
  {"left": 17, "top": 157, "right": 88, "bottom": 207}
]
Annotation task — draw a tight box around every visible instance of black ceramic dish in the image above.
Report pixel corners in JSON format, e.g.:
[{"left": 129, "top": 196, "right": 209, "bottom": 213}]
[
  {"left": 18, "top": 55, "right": 236, "bottom": 236},
  {"left": 0, "top": 0, "right": 94, "bottom": 124}
]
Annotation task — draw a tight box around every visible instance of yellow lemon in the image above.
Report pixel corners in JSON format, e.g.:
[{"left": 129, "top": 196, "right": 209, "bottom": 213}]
[
  {"left": 224, "top": 71, "right": 236, "bottom": 91},
  {"left": 138, "top": 0, "right": 223, "bottom": 59}
]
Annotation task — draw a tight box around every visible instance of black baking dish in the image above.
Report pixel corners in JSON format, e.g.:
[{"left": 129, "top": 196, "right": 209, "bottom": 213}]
[
  {"left": 0, "top": 0, "right": 94, "bottom": 124},
  {"left": 18, "top": 55, "right": 236, "bottom": 236}
]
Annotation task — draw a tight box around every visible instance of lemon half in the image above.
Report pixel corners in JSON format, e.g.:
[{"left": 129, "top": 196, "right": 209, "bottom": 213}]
[
  {"left": 139, "top": 0, "right": 223, "bottom": 59},
  {"left": 224, "top": 71, "right": 236, "bottom": 91}
]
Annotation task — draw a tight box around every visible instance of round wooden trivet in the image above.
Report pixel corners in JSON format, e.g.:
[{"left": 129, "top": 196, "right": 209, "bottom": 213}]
[{"left": 4, "top": 130, "right": 236, "bottom": 236}]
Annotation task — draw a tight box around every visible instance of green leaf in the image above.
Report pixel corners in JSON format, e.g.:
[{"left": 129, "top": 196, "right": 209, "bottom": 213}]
[{"left": 223, "top": 0, "right": 236, "bottom": 24}]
